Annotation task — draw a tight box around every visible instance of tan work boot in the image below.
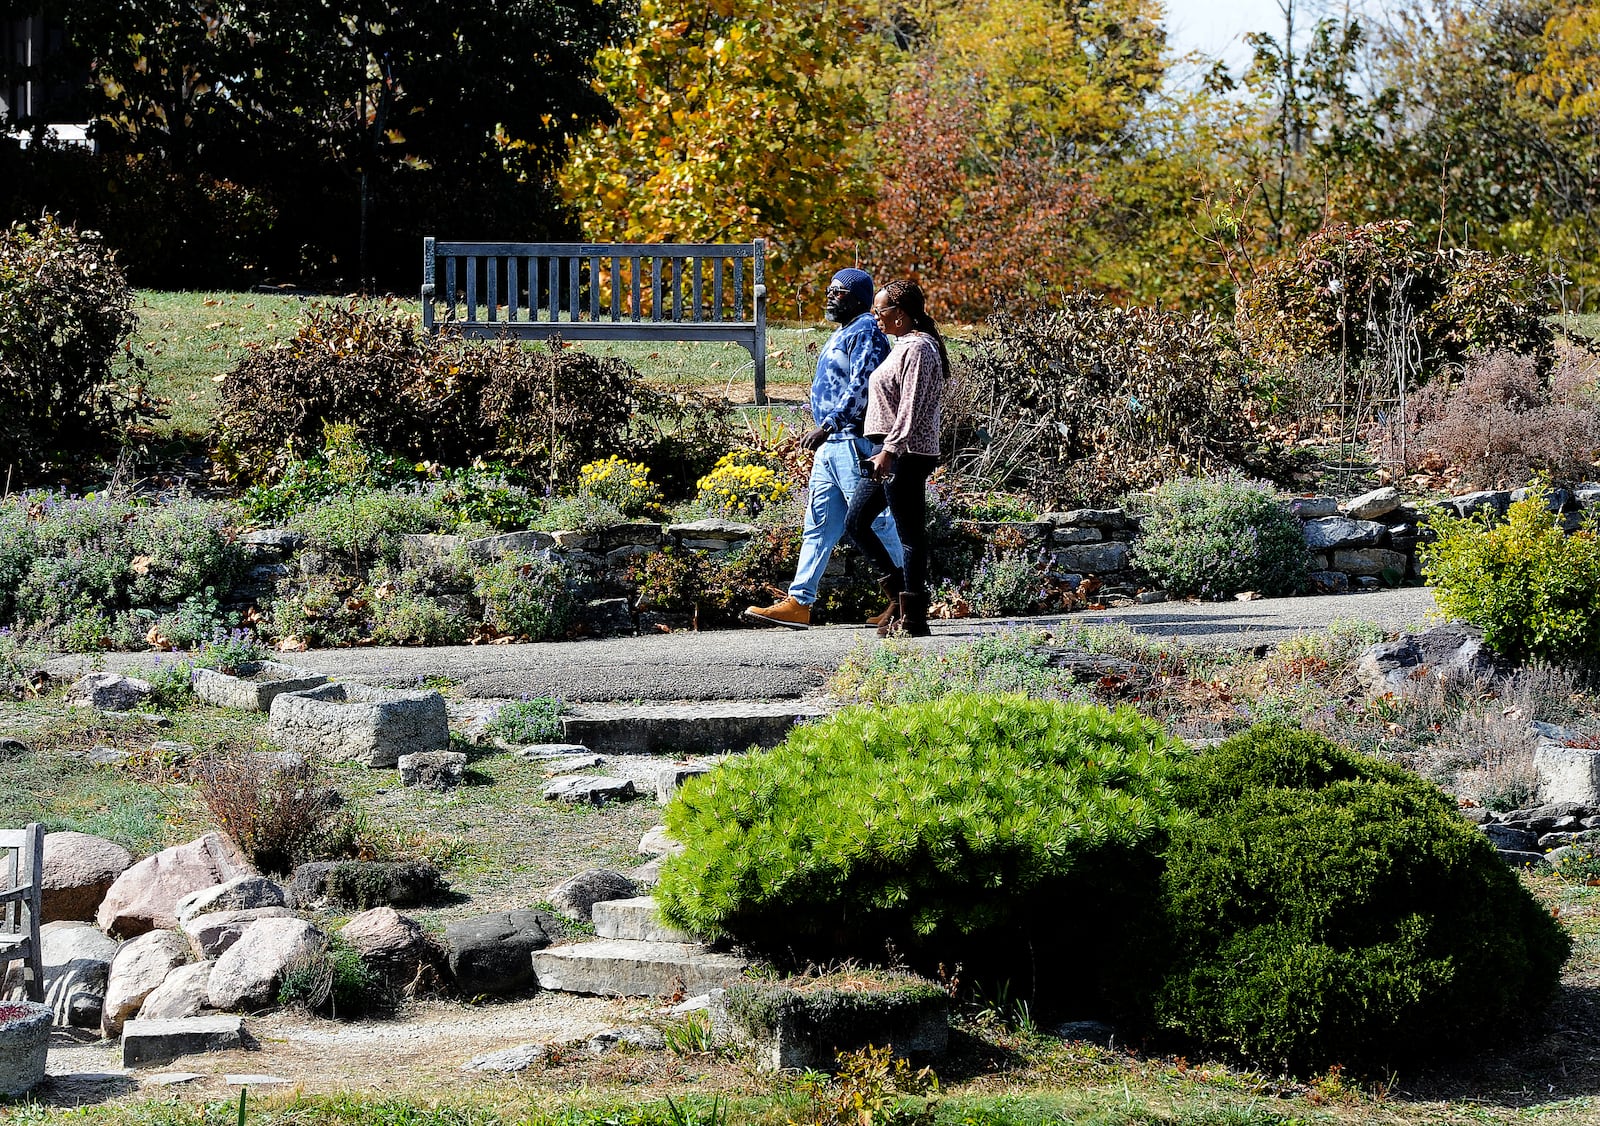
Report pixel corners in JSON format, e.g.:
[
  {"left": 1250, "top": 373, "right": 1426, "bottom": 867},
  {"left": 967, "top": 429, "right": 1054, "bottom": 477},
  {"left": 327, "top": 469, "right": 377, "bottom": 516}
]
[
  {"left": 865, "top": 577, "right": 903, "bottom": 634},
  {"left": 743, "top": 596, "right": 811, "bottom": 629}
]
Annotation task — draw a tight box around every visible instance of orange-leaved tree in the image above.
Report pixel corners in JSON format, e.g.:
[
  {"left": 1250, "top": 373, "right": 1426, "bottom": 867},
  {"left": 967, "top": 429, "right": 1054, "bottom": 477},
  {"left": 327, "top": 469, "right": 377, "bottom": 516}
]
[
  {"left": 560, "top": 0, "right": 883, "bottom": 318},
  {"left": 861, "top": 61, "right": 1099, "bottom": 322}
]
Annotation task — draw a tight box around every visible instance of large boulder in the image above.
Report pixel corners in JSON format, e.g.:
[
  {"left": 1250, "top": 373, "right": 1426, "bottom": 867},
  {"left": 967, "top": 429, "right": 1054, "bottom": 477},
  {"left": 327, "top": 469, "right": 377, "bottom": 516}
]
[
  {"left": 174, "top": 876, "right": 287, "bottom": 924},
  {"left": 267, "top": 682, "right": 449, "bottom": 767},
  {"left": 136, "top": 961, "right": 215, "bottom": 1021},
  {"left": 1354, "top": 622, "right": 1503, "bottom": 698},
  {"left": 340, "top": 908, "right": 433, "bottom": 987},
  {"left": 181, "top": 907, "right": 297, "bottom": 959},
  {"left": 40, "top": 831, "right": 132, "bottom": 923},
  {"left": 546, "top": 870, "right": 638, "bottom": 922},
  {"left": 101, "top": 930, "right": 191, "bottom": 1038},
  {"left": 207, "top": 917, "right": 327, "bottom": 1012},
  {"left": 1, "top": 921, "right": 117, "bottom": 1027},
  {"left": 445, "top": 910, "right": 558, "bottom": 996},
  {"left": 291, "top": 860, "right": 445, "bottom": 910},
  {"left": 97, "top": 833, "right": 254, "bottom": 938},
  {"left": 66, "top": 672, "right": 151, "bottom": 711}
]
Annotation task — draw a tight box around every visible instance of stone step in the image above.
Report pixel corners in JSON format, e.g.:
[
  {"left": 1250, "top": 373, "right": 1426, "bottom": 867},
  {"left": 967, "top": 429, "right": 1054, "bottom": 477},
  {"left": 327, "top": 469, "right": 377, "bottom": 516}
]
[
  {"left": 592, "top": 897, "right": 694, "bottom": 943},
  {"left": 532, "top": 939, "right": 748, "bottom": 997},
  {"left": 561, "top": 700, "right": 829, "bottom": 755},
  {"left": 121, "top": 1016, "right": 247, "bottom": 1067}
]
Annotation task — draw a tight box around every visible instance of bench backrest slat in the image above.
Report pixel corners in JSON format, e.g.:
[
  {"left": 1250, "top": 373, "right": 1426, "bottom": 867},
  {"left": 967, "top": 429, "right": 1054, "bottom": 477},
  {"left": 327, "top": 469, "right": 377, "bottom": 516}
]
[{"left": 422, "top": 238, "right": 767, "bottom": 401}]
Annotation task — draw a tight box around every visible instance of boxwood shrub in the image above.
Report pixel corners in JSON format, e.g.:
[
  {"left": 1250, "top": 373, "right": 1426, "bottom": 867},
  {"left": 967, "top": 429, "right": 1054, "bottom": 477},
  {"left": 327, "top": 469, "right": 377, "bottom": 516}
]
[
  {"left": 657, "top": 694, "right": 1185, "bottom": 1007},
  {"left": 1149, "top": 725, "right": 1570, "bottom": 1075}
]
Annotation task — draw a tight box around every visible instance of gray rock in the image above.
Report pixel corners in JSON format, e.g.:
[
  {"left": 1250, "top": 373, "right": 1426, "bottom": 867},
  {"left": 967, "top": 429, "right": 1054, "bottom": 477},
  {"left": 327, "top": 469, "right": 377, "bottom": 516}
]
[
  {"left": 1446, "top": 490, "right": 1510, "bottom": 519},
  {"left": 181, "top": 907, "right": 296, "bottom": 959},
  {"left": 121, "top": 1015, "right": 246, "bottom": 1067},
  {"left": 711, "top": 979, "right": 947, "bottom": 1071},
  {"left": 1497, "top": 849, "right": 1549, "bottom": 870},
  {"left": 1511, "top": 485, "right": 1571, "bottom": 512},
  {"left": 535, "top": 939, "right": 748, "bottom": 998},
  {"left": 546, "top": 870, "right": 638, "bottom": 922},
  {"left": 505, "top": 742, "right": 593, "bottom": 759},
  {"left": 290, "top": 860, "right": 446, "bottom": 910},
  {"left": 103, "top": 930, "right": 192, "bottom": 1038},
  {"left": 592, "top": 897, "right": 692, "bottom": 943},
  {"left": 1039, "top": 509, "right": 1130, "bottom": 530},
  {"left": 462, "top": 1043, "right": 547, "bottom": 1073},
  {"left": 397, "top": 750, "right": 468, "bottom": 790},
  {"left": 1302, "top": 517, "right": 1385, "bottom": 550},
  {"left": 1538, "top": 828, "right": 1600, "bottom": 850},
  {"left": 542, "top": 753, "right": 606, "bottom": 775},
  {"left": 1306, "top": 570, "right": 1349, "bottom": 594},
  {"left": 191, "top": 662, "right": 329, "bottom": 711},
  {"left": 400, "top": 533, "right": 464, "bottom": 561},
  {"left": 238, "top": 529, "right": 304, "bottom": 553},
  {"left": 67, "top": 672, "right": 152, "bottom": 712},
  {"left": 1503, "top": 801, "right": 1592, "bottom": 831},
  {"left": 22, "top": 921, "right": 118, "bottom": 1028},
  {"left": 0, "top": 737, "right": 28, "bottom": 758},
  {"left": 1330, "top": 547, "right": 1408, "bottom": 577},
  {"left": 98, "top": 833, "right": 255, "bottom": 938},
  {"left": 1483, "top": 823, "right": 1538, "bottom": 852},
  {"left": 41, "top": 831, "right": 132, "bottom": 923},
  {"left": 86, "top": 745, "right": 130, "bottom": 766},
  {"left": 136, "top": 962, "right": 215, "bottom": 1020},
  {"left": 595, "top": 523, "right": 666, "bottom": 552},
  {"left": 1353, "top": 622, "right": 1501, "bottom": 698},
  {"left": 207, "top": 917, "right": 327, "bottom": 1012},
  {"left": 267, "top": 682, "right": 449, "bottom": 767},
  {"left": 445, "top": 909, "right": 557, "bottom": 996},
  {"left": 1342, "top": 487, "right": 1402, "bottom": 521},
  {"left": 464, "top": 530, "right": 557, "bottom": 561},
  {"left": 638, "top": 826, "right": 683, "bottom": 857},
  {"left": 175, "top": 876, "right": 287, "bottom": 925},
  {"left": 1535, "top": 743, "right": 1600, "bottom": 808},
  {"left": 1052, "top": 542, "right": 1129, "bottom": 574},
  {"left": 657, "top": 762, "right": 714, "bottom": 803},
  {"left": 1458, "top": 807, "right": 1495, "bottom": 825},
  {"left": 543, "top": 775, "right": 637, "bottom": 804},
  {"left": 588, "top": 1025, "right": 667, "bottom": 1053},
  {"left": 581, "top": 598, "right": 635, "bottom": 637},
  {"left": 1285, "top": 496, "right": 1339, "bottom": 519},
  {"left": 1049, "top": 526, "right": 1103, "bottom": 544},
  {"left": 1575, "top": 483, "right": 1600, "bottom": 508},
  {"left": 630, "top": 858, "right": 663, "bottom": 888}
]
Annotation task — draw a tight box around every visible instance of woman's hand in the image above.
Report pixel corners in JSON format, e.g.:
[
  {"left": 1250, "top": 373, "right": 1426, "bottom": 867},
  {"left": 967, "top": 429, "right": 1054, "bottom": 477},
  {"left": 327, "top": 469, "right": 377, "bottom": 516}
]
[{"left": 868, "top": 450, "right": 897, "bottom": 480}]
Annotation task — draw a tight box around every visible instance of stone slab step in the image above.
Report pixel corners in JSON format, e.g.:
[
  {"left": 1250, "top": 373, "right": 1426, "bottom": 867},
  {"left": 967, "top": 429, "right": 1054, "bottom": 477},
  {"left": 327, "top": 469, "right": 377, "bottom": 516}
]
[
  {"left": 121, "top": 1016, "right": 247, "bottom": 1067},
  {"left": 562, "top": 701, "right": 829, "bottom": 755},
  {"left": 532, "top": 939, "right": 747, "bottom": 997},
  {"left": 592, "top": 897, "right": 694, "bottom": 943}
]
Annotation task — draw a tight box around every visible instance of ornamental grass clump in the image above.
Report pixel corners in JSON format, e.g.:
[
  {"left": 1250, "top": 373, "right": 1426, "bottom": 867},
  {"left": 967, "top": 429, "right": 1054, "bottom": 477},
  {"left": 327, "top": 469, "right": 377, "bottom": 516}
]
[
  {"left": 1131, "top": 474, "right": 1308, "bottom": 599},
  {"left": 1149, "top": 725, "right": 1570, "bottom": 1076},
  {"left": 657, "top": 694, "right": 1184, "bottom": 1008}
]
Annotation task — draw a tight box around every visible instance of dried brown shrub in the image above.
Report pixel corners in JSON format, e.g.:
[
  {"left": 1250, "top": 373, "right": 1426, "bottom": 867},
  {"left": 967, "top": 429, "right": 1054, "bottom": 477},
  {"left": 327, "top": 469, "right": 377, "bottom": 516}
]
[
  {"left": 196, "top": 741, "right": 352, "bottom": 874},
  {"left": 1383, "top": 350, "right": 1600, "bottom": 487}
]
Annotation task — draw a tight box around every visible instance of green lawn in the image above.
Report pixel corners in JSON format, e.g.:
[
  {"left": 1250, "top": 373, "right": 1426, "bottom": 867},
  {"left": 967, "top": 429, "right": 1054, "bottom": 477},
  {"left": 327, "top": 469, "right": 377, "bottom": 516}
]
[{"left": 133, "top": 290, "right": 828, "bottom": 445}]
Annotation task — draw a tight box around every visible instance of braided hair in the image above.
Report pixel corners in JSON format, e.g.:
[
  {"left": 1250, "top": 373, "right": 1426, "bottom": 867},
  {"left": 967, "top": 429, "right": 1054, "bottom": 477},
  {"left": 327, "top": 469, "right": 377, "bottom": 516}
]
[{"left": 883, "top": 280, "right": 949, "bottom": 380}]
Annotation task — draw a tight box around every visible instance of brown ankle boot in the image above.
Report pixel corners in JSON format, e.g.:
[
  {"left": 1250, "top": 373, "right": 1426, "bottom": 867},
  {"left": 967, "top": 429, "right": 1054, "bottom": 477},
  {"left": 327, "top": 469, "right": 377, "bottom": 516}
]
[
  {"left": 867, "top": 578, "right": 903, "bottom": 635},
  {"left": 897, "top": 591, "right": 931, "bottom": 637}
]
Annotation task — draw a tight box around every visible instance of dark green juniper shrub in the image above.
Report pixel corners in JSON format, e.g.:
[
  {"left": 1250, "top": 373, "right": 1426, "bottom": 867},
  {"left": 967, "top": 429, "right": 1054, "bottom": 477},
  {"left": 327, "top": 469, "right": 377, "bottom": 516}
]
[
  {"left": 657, "top": 694, "right": 1183, "bottom": 1008},
  {"left": 1131, "top": 475, "right": 1309, "bottom": 599},
  {"left": 1149, "top": 725, "right": 1570, "bottom": 1075}
]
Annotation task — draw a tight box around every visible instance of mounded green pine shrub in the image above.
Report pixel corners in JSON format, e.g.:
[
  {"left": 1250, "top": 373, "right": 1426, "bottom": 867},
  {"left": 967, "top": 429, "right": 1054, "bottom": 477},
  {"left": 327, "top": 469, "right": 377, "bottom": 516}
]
[
  {"left": 657, "top": 694, "right": 1185, "bottom": 1004},
  {"left": 1151, "top": 725, "right": 1570, "bottom": 1075},
  {"left": 1131, "top": 474, "right": 1309, "bottom": 599}
]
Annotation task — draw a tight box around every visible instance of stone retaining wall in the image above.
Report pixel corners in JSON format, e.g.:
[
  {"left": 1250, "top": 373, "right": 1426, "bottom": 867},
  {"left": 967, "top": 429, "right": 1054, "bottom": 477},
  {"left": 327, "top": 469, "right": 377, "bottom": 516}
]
[{"left": 230, "top": 482, "right": 1600, "bottom": 635}]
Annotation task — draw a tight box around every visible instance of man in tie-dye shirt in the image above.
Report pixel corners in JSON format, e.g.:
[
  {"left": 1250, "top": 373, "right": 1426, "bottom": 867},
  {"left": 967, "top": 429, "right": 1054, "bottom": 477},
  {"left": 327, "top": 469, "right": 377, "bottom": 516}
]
[{"left": 744, "top": 268, "right": 904, "bottom": 629}]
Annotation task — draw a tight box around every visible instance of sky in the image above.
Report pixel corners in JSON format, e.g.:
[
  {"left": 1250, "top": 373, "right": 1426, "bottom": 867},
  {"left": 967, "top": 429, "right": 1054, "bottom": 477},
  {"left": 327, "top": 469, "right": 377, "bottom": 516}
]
[{"left": 1163, "top": 0, "right": 1382, "bottom": 75}]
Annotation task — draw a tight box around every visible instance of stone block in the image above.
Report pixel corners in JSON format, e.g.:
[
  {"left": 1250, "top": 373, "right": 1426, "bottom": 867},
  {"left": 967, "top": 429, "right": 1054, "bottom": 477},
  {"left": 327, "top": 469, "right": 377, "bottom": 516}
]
[
  {"left": 446, "top": 909, "right": 556, "bottom": 996},
  {"left": 1536, "top": 742, "right": 1600, "bottom": 808},
  {"left": 290, "top": 860, "right": 446, "bottom": 911},
  {"left": 711, "top": 978, "right": 949, "bottom": 1071},
  {"left": 544, "top": 775, "right": 637, "bottom": 804},
  {"left": 547, "top": 870, "right": 638, "bottom": 922},
  {"left": 464, "top": 530, "right": 556, "bottom": 561},
  {"left": 593, "top": 897, "right": 693, "bottom": 943},
  {"left": 1039, "top": 509, "right": 1131, "bottom": 530},
  {"left": 267, "top": 682, "right": 448, "bottom": 767},
  {"left": 41, "top": 830, "right": 132, "bottom": 923},
  {"left": 191, "top": 662, "right": 329, "bottom": 711},
  {"left": 1330, "top": 548, "right": 1408, "bottom": 577},
  {"left": 1342, "top": 487, "right": 1402, "bottom": 521},
  {"left": 1285, "top": 496, "right": 1339, "bottom": 519},
  {"left": 1306, "top": 570, "right": 1349, "bottom": 594},
  {"left": 397, "top": 750, "right": 468, "bottom": 790},
  {"left": 532, "top": 939, "right": 748, "bottom": 997},
  {"left": 121, "top": 1015, "right": 247, "bottom": 1067},
  {"left": 1051, "top": 542, "right": 1129, "bottom": 574},
  {"left": 595, "top": 523, "right": 665, "bottom": 552},
  {"left": 657, "top": 761, "right": 715, "bottom": 803},
  {"left": 1049, "top": 526, "right": 1102, "bottom": 544},
  {"left": 1446, "top": 490, "right": 1510, "bottom": 519},
  {"left": 1303, "top": 517, "right": 1385, "bottom": 550},
  {"left": 0, "top": 1001, "right": 51, "bottom": 1095}
]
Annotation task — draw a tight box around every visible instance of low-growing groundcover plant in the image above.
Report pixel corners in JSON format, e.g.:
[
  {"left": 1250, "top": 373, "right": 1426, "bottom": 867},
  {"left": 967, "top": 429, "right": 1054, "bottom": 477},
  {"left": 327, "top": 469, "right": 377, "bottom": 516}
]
[
  {"left": 1131, "top": 475, "right": 1309, "bottom": 599},
  {"left": 1422, "top": 486, "right": 1600, "bottom": 665},
  {"left": 657, "top": 694, "right": 1185, "bottom": 1011},
  {"left": 1149, "top": 725, "right": 1570, "bottom": 1075}
]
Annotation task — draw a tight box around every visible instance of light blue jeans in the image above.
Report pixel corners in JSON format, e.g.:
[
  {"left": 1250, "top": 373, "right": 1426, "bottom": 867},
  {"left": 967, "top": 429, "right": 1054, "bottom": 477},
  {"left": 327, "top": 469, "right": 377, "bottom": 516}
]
[{"left": 789, "top": 435, "right": 903, "bottom": 605}]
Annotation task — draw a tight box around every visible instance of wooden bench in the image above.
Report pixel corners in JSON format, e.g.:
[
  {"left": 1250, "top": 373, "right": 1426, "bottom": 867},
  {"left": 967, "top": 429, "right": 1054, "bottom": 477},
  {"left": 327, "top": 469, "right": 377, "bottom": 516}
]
[
  {"left": 1, "top": 823, "right": 43, "bottom": 1003},
  {"left": 422, "top": 238, "right": 770, "bottom": 403}
]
